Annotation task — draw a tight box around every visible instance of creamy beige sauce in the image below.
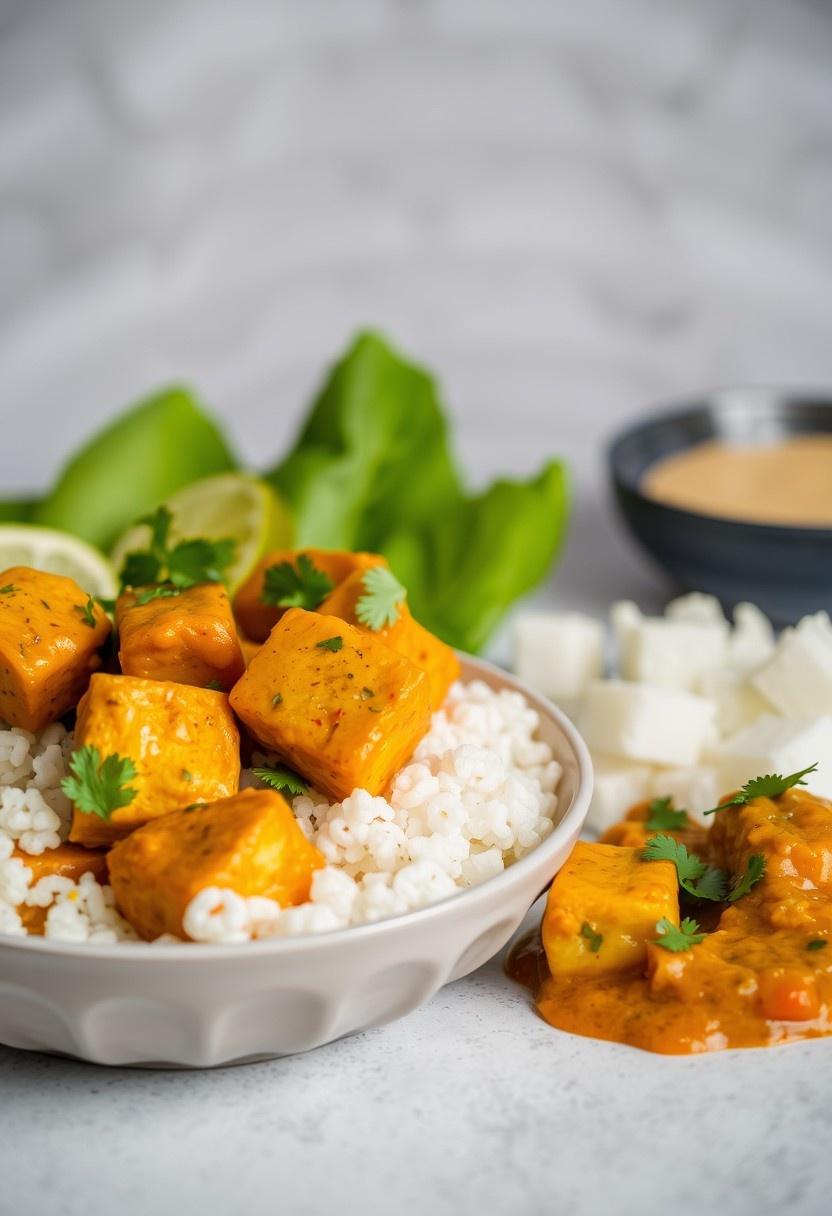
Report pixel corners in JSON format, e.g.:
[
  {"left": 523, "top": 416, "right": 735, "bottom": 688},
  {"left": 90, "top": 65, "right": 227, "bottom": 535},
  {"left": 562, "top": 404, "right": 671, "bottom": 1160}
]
[{"left": 643, "top": 434, "right": 832, "bottom": 527}]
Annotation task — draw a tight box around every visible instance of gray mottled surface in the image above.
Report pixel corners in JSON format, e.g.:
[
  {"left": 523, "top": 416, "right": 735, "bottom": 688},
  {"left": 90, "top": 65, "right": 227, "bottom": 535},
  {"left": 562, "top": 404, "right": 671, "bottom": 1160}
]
[{"left": 2, "top": 1, "right": 832, "bottom": 1212}]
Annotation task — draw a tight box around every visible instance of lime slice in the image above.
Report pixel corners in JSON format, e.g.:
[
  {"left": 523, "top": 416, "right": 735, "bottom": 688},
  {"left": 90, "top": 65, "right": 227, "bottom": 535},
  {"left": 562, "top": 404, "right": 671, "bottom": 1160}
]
[
  {"left": 110, "top": 474, "right": 292, "bottom": 592},
  {"left": 0, "top": 524, "right": 118, "bottom": 597}
]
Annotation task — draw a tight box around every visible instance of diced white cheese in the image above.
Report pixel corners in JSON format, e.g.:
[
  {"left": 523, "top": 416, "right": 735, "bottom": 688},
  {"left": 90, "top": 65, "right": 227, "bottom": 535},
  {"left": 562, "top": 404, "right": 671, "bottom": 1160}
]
[
  {"left": 648, "top": 766, "right": 720, "bottom": 825},
  {"left": 752, "top": 613, "right": 832, "bottom": 717},
  {"left": 665, "top": 592, "right": 727, "bottom": 627},
  {"left": 611, "top": 599, "right": 727, "bottom": 692},
  {"left": 586, "top": 753, "right": 654, "bottom": 834},
  {"left": 696, "top": 667, "right": 773, "bottom": 737},
  {"left": 514, "top": 611, "right": 605, "bottom": 703},
  {"left": 712, "top": 713, "right": 832, "bottom": 800},
  {"left": 728, "top": 602, "right": 775, "bottom": 674},
  {"left": 580, "top": 680, "right": 717, "bottom": 768}
]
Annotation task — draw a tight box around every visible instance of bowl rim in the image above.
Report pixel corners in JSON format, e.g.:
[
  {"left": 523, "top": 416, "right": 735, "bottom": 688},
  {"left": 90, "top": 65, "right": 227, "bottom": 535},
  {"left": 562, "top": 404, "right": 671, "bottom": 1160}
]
[
  {"left": 608, "top": 393, "right": 832, "bottom": 541},
  {"left": 0, "top": 654, "right": 593, "bottom": 963}
]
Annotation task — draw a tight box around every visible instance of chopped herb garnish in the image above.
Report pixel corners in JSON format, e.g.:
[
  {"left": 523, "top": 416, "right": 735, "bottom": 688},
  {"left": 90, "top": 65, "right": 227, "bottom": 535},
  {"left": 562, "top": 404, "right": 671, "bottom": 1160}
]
[
  {"left": 61, "top": 744, "right": 138, "bottom": 821},
  {"left": 261, "top": 554, "right": 334, "bottom": 610},
  {"left": 316, "top": 635, "right": 343, "bottom": 652},
  {"left": 807, "top": 939, "right": 828, "bottom": 952},
  {"left": 181, "top": 769, "right": 193, "bottom": 782},
  {"left": 119, "top": 504, "right": 235, "bottom": 595},
  {"left": 76, "top": 595, "right": 98, "bottom": 628},
  {"left": 580, "top": 921, "right": 603, "bottom": 953},
  {"left": 654, "top": 916, "right": 706, "bottom": 952},
  {"left": 184, "top": 802, "right": 207, "bottom": 813},
  {"left": 641, "top": 834, "right": 728, "bottom": 902},
  {"left": 645, "top": 796, "right": 688, "bottom": 833},
  {"left": 272, "top": 692, "right": 283, "bottom": 707},
  {"left": 135, "top": 585, "right": 181, "bottom": 605},
  {"left": 360, "top": 687, "right": 375, "bottom": 700},
  {"left": 704, "top": 764, "right": 818, "bottom": 816},
  {"left": 727, "top": 854, "right": 766, "bottom": 903},
  {"left": 355, "top": 567, "right": 407, "bottom": 631},
  {"left": 96, "top": 597, "right": 117, "bottom": 614},
  {"left": 0, "top": 584, "right": 18, "bottom": 595},
  {"left": 204, "top": 679, "right": 224, "bottom": 691},
  {"left": 252, "top": 765, "right": 309, "bottom": 797}
]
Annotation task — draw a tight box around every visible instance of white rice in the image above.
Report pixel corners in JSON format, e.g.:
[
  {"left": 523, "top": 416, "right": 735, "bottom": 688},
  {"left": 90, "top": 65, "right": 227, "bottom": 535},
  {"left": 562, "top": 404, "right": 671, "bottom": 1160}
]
[{"left": 0, "top": 680, "right": 561, "bottom": 944}]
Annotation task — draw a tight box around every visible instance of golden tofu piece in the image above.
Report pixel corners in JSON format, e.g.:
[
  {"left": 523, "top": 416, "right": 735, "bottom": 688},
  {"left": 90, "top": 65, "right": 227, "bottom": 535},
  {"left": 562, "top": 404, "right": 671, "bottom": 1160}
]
[
  {"left": 69, "top": 673, "right": 240, "bottom": 847},
  {"left": 233, "top": 548, "right": 384, "bottom": 642},
  {"left": 709, "top": 787, "right": 832, "bottom": 894},
  {"left": 0, "top": 566, "right": 110, "bottom": 731},
  {"left": 543, "top": 842, "right": 679, "bottom": 977},
  {"left": 14, "top": 843, "right": 109, "bottom": 934},
  {"left": 108, "top": 788, "right": 325, "bottom": 940},
  {"left": 116, "top": 583, "right": 245, "bottom": 691},
  {"left": 229, "top": 608, "right": 431, "bottom": 801},
  {"left": 318, "top": 570, "right": 460, "bottom": 711}
]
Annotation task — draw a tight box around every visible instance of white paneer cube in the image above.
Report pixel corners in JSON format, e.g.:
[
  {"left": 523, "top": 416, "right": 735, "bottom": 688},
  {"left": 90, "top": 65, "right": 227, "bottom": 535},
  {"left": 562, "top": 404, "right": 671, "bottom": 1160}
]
[
  {"left": 648, "top": 766, "right": 720, "bottom": 825},
  {"left": 752, "top": 613, "right": 832, "bottom": 718},
  {"left": 665, "top": 592, "right": 727, "bottom": 627},
  {"left": 514, "top": 611, "right": 605, "bottom": 703},
  {"left": 586, "top": 753, "right": 654, "bottom": 833},
  {"left": 713, "top": 713, "right": 832, "bottom": 801},
  {"left": 696, "top": 667, "right": 772, "bottom": 737},
  {"left": 580, "top": 680, "right": 717, "bottom": 768},
  {"left": 611, "top": 600, "right": 727, "bottom": 692},
  {"left": 729, "top": 602, "right": 775, "bottom": 674}
]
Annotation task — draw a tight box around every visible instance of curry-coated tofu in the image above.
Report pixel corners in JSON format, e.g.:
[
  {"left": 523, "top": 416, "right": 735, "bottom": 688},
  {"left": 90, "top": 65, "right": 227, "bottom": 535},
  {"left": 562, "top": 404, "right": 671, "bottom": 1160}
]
[
  {"left": 233, "top": 549, "right": 384, "bottom": 642},
  {"left": 116, "top": 583, "right": 245, "bottom": 691},
  {"left": 543, "top": 842, "right": 679, "bottom": 977},
  {"left": 108, "top": 788, "right": 325, "bottom": 940},
  {"left": 318, "top": 570, "right": 460, "bottom": 711},
  {"left": 69, "top": 673, "right": 240, "bottom": 847},
  {"left": 14, "top": 843, "right": 109, "bottom": 934},
  {"left": 229, "top": 608, "right": 432, "bottom": 801},
  {"left": 709, "top": 787, "right": 832, "bottom": 893},
  {"left": 0, "top": 566, "right": 110, "bottom": 731}
]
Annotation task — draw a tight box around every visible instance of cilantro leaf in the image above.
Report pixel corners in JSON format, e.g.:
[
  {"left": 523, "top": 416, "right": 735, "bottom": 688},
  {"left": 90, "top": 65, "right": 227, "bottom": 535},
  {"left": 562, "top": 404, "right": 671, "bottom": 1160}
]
[
  {"left": 61, "top": 745, "right": 138, "bottom": 820},
  {"left": 705, "top": 764, "right": 818, "bottom": 816},
  {"left": 261, "top": 554, "right": 335, "bottom": 610},
  {"left": 135, "top": 585, "right": 181, "bottom": 605},
  {"left": 121, "top": 550, "right": 162, "bottom": 588},
  {"left": 119, "top": 506, "right": 235, "bottom": 593},
  {"left": 316, "top": 635, "right": 343, "bottom": 652},
  {"left": 654, "top": 916, "right": 706, "bottom": 952},
  {"left": 0, "top": 584, "right": 18, "bottom": 595},
  {"left": 641, "top": 835, "right": 727, "bottom": 902},
  {"left": 96, "top": 597, "right": 117, "bottom": 615},
  {"left": 807, "top": 939, "right": 827, "bottom": 952},
  {"left": 727, "top": 854, "right": 766, "bottom": 903},
  {"left": 645, "top": 796, "right": 688, "bottom": 833},
  {"left": 355, "top": 567, "right": 407, "bottom": 630},
  {"left": 76, "top": 595, "right": 98, "bottom": 628},
  {"left": 204, "top": 679, "right": 225, "bottom": 691},
  {"left": 167, "top": 537, "right": 236, "bottom": 587},
  {"left": 138, "top": 505, "right": 173, "bottom": 554},
  {"left": 580, "top": 921, "right": 603, "bottom": 953},
  {"left": 252, "top": 765, "right": 309, "bottom": 797}
]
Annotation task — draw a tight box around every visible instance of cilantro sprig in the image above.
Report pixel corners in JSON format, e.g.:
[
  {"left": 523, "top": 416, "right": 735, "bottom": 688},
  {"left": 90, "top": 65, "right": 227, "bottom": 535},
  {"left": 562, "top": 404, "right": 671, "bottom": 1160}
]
[
  {"left": 252, "top": 765, "right": 309, "bottom": 797},
  {"left": 61, "top": 745, "right": 138, "bottom": 821},
  {"left": 727, "top": 854, "right": 766, "bottom": 902},
  {"left": 704, "top": 764, "right": 818, "bottom": 816},
  {"left": 645, "top": 796, "right": 688, "bottom": 833},
  {"left": 76, "top": 594, "right": 98, "bottom": 628},
  {"left": 119, "top": 505, "right": 235, "bottom": 597},
  {"left": 641, "top": 835, "right": 728, "bottom": 902},
  {"left": 356, "top": 567, "right": 407, "bottom": 630},
  {"left": 316, "top": 635, "right": 343, "bottom": 652},
  {"left": 580, "top": 921, "right": 603, "bottom": 953},
  {"left": 261, "top": 554, "right": 334, "bottom": 611},
  {"left": 654, "top": 916, "right": 706, "bottom": 952}
]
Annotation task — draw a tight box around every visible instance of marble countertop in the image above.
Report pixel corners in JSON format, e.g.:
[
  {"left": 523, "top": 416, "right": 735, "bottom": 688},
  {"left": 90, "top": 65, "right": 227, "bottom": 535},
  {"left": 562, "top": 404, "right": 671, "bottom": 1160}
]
[{"left": 1, "top": 1, "right": 831, "bottom": 1212}]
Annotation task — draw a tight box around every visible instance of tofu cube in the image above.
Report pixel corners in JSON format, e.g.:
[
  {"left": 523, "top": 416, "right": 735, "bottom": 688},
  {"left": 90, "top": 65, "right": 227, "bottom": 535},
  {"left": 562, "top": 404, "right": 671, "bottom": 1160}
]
[
  {"left": 68, "top": 674, "right": 241, "bottom": 847},
  {"left": 709, "top": 786, "right": 832, "bottom": 892},
  {"left": 542, "top": 842, "right": 679, "bottom": 976},
  {"left": 586, "top": 753, "right": 654, "bottom": 833},
  {"left": 728, "top": 602, "right": 775, "bottom": 674},
  {"left": 696, "top": 667, "right": 771, "bottom": 737},
  {"left": 712, "top": 713, "right": 832, "bottom": 802},
  {"left": 580, "top": 680, "right": 716, "bottom": 767},
  {"left": 0, "top": 566, "right": 111, "bottom": 731},
  {"left": 229, "top": 608, "right": 432, "bottom": 801},
  {"left": 752, "top": 613, "right": 832, "bottom": 717},
  {"left": 665, "top": 592, "right": 727, "bottom": 627},
  {"left": 514, "top": 611, "right": 605, "bottom": 703},
  {"left": 613, "top": 602, "right": 727, "bottom": 692},
  {"left": 108, "top": 788, "right": 324, "bottom": 940},
  {"left": 15, "top": 842, "right": 109, "bottom": 934},
  {"left": 318, "top": 570, "right": 459, "bottom": 711},
  {"left": 233, "top": 549, "right": 384, "bottom": 643},
  {"left": 117, "top": 583, "right": 245, "bottom": 691}
]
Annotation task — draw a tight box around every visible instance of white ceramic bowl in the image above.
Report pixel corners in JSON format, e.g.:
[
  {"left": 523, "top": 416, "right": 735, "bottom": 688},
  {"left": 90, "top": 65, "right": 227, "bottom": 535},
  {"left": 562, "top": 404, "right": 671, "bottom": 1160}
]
[{"left": 0, "top": 657, "right": 592, "bottom": 1067}]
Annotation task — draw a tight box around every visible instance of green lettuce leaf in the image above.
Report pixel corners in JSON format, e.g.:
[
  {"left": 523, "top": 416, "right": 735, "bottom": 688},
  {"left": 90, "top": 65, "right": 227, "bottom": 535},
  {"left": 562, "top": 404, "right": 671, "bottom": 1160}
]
[{"left": 33, "top": 387, "right": 236, "bottom": 551}]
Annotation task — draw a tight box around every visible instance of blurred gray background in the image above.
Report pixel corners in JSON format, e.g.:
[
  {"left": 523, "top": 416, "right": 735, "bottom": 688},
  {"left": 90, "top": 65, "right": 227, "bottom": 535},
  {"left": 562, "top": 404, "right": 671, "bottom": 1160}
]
[{"left": 2, "top": 0, "right": 832, "bottom": 618}]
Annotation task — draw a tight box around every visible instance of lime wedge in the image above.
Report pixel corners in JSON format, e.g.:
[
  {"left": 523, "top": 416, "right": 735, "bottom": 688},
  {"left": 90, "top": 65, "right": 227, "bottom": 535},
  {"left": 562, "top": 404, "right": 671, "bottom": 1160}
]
[
  {"left": 0, "top": 524, "right": 118, "bottom": 597},
  {"left": 110, "top": 474, "right": 293, "bottom": 592}
]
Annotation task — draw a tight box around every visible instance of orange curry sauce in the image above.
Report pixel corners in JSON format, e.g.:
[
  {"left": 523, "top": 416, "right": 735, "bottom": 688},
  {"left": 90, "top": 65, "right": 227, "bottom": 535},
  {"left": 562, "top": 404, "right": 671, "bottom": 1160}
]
[{"left": 507, "top": 790, "right": 832, "bottom": 1053}]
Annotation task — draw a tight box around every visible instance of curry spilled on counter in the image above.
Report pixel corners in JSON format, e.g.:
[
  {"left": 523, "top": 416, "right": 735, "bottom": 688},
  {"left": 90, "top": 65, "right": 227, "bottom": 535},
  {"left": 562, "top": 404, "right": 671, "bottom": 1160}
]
[{"left": 509, "top": 765, "right": 832, "bottom": 1053}]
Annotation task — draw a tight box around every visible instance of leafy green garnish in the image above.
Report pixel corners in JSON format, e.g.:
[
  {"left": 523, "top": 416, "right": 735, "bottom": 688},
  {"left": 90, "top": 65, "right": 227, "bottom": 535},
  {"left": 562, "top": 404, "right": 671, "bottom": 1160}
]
[
  {"left": 76, "top": 595, "right": 98, "bottom": 628},
  {"left": 641, "top": 835, "right": 728, "bottom": 902},
  {"left": 704, "top": 764, "right": 818, "bottom": 816},
  {"left": 316, "top": 635, "right": 343, "bottom": 652},
  {"left": 119, "top": 504, "right": 235, "bottom": 594},
  {"left": 61, "top": 745, "right": 138, "bottom": 821},
  {"left": 645, "top": 796, "right": 688, "bottom": 833},
  {"left": 252, "top": 765, "right": 309, "bottom": 797},
  {"left": 271, "top": 692, "right": 283, "bottom": 707},
  {"left": 360, "top": 687, "right": 375, "bottom": 701},
  {"left": 204, "top": 679, "right": 224, "bottom": 691},
  {"left": 727, "top": 854, "right": 766, "bottom": 902},
  {"left": 580, "top": 921, "right": 603, "bottom": 953},
  {"left": 261, "top": 554, "right": 334, "bottom": 610},
  {"left": 654, "top": 917, "right": 706, "bottom": 952},
  {"left": 181, "top": 769, "right": 192, "bottom": 782},
  {"left": 0, "top": 584, "right": 18, "bottom": 595},
  {"left": 356, "top": 567, "right": 407, "bottom": 630},
  {"left": 807, "top": 939, "right": 828, "bottom": 952},
  {"left": 96, "top": 597, "right": 117, "bottom": 615}
]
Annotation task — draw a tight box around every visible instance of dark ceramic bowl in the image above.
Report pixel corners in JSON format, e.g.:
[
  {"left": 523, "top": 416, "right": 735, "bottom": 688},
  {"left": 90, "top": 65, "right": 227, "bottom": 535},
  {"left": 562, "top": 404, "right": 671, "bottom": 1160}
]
[{"left": 609, "top": 390, "right": 832, "bottom": 624}]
